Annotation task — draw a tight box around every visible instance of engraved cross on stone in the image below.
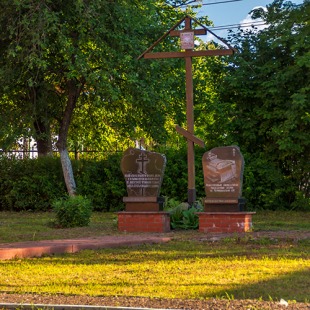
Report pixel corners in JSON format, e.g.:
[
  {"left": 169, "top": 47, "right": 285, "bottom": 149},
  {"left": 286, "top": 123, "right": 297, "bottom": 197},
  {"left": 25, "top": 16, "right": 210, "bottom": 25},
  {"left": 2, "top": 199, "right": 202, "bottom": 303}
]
[{"left": 136, "top": 153, "right": 149, "bottom": 174}]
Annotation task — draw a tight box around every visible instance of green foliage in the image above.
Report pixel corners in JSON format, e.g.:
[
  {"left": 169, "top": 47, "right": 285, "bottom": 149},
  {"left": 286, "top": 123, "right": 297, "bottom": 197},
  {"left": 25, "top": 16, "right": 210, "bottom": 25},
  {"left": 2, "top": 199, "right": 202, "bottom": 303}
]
[
  {"left": 163, "top": 197, "right": 181, "bottom": 209},
  {"left": 0, "top": 0, "right": 189, "bottom": 154},
  {"left": 75, "top": 153, "right": 126, "bottom": 212},
  {"left": 0, "top": 156, "right": 65, "bottom": 211},
  {"left": 160, "top": 146, "right": 205, "bottom": 202},
  {"left": 165, "top": 199, "right": 203, "bottom": 229},
  {"left": 0, "top": 0, "right": 192, "bottom": 195},
  {"left": 0, "top": 155, "right": 127, "bottom": 212},
  {"left": 242, "top": 154, "right": 297, "bottom": 211},
  {"left": 52, "top": 195, "right": 92, "bottom": 228},
  {"left": 0, "top": 146, "right": 308, "bottom": 212},
  {"left": 219, "top": 1, "right": 310, "bottom": 210}
]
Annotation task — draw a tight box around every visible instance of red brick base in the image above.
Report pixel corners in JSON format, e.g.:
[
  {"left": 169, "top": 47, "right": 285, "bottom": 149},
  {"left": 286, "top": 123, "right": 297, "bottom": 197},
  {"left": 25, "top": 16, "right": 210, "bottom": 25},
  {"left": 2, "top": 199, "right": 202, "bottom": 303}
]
[
  {"left": 198, "top": 212, "right": 255, "bottom": 233},
  {"left": 117, "top": 212, "right": 171, "bottom": 233}
]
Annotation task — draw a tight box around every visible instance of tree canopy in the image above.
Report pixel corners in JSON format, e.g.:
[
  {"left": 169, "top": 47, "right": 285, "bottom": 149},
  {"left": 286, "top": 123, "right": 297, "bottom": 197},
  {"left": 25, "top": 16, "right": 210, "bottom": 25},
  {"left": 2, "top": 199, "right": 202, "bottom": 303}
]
[
  {"left": 0, "top": 0, "right": 212, "bottom": 194},
  {"left": 0, "top": 0, "right": 308, "bottom": 209},
  {"left": 219, "top": 0, "right": 309, "bottom": 209}
]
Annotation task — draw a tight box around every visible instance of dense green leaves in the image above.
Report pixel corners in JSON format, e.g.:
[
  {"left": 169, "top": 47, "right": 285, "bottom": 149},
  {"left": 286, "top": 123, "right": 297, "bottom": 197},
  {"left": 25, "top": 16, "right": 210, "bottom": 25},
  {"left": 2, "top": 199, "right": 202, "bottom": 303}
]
[
  {"left": 220, "top": 0, "right": 310, "bottom": 209},
  {"left": 0, "top": 0, "right": 308, "bottom": 210},
  {"left": 0, "top": 0, "right": 192, "bottom": 194},
  {"left": 53, "top": 195, "right": 93, "bottom": 228},
  {"left": 0, "top": 151, "right": 202, "bottom": 212}
]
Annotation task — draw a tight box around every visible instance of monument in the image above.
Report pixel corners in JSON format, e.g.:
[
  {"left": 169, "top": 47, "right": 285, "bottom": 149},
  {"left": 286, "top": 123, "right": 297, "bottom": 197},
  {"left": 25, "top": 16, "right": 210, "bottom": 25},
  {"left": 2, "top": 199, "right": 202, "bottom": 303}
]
[
  {"left": 138, "top": 15, "right": 236, "bottom": 206},
  {"left": 131, "top": 14, "right": 254, "bottom": 233},
  {"left": 121, "top": 147, "right": 166, "bottom": 211},
  {"left": 202, "top": 146, "right": 246, "bottom": 212},
  {"left": 199, "top": 146, "right": 255, "bottom": 233},
  {"left": 117, "top": 147, "right": 170, "bottom": 233}
]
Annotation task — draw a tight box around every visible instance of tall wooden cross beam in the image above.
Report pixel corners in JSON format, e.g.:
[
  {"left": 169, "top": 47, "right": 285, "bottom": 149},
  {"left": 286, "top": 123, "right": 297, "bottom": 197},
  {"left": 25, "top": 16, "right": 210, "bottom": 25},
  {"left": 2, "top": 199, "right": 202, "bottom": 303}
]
[{"left": 138, "top": 15, "right": 236, "bottom": 205}]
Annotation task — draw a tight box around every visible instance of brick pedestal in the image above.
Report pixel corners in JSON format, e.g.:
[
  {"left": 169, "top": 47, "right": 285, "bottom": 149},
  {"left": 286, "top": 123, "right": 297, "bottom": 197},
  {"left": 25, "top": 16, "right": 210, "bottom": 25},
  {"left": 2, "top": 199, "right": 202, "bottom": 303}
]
[
  {"left": 198, "top": 212, "right": 255, "bottom": 233},
  {"left": 117, "top": 212, "right": 170, "bottom": 233}
]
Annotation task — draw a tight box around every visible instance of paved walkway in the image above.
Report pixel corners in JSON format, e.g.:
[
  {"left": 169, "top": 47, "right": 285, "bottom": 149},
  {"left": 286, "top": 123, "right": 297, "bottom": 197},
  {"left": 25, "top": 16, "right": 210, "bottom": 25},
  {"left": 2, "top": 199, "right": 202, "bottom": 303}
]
[
  {"left": 2, "top": 229, "right": 309, "bottom": 260},
  {"left": 0, "top": 235, "right": 171, "bottom": 260}
]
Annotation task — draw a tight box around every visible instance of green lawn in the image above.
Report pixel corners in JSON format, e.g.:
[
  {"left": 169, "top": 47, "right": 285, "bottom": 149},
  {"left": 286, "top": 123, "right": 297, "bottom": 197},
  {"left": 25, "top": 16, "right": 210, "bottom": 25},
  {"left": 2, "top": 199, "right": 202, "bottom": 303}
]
[
  {"left": 0, "top": 211, "right": 309, "bottom": 303},
  {"left": 0, "top": 210, "right": 309, "bottom": 243},
  {"left": 1, "top": 239, "right": 309, "bottom": 302}
]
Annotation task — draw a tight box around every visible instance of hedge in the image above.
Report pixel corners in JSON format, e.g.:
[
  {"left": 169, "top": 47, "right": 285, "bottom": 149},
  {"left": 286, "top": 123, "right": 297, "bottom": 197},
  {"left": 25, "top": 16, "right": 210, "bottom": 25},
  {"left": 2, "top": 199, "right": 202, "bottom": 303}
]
[{"left": 0, "top": 147, "right": 308, "bottom": 211}]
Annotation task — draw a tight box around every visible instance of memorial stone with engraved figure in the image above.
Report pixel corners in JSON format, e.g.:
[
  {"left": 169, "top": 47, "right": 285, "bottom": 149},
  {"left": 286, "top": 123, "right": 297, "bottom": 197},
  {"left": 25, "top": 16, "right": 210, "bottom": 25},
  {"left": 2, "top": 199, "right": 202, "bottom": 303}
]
[{"left": 202, "top": 146, "right": 245, "bottom": 212}]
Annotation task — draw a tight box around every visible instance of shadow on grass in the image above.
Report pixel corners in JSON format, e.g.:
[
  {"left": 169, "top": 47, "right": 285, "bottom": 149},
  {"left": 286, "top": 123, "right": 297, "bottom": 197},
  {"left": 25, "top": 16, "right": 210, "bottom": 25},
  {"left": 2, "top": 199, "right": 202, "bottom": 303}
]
[
  {"left": 212, "top": 268, "right": 310, "bottom": 302},
  {"left": 2, "top": 240, "right": 309, "bottom": 302},
  {"left": 21, "top": 238, "right": 309, "bottom": 265}
]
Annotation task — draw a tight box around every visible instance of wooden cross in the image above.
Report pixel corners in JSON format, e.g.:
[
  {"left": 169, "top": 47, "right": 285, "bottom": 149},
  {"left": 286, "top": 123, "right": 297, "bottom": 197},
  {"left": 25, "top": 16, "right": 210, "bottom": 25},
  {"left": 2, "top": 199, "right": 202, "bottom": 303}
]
[{"left": 138, "top": 15, "right": 236, "bottom": 205}]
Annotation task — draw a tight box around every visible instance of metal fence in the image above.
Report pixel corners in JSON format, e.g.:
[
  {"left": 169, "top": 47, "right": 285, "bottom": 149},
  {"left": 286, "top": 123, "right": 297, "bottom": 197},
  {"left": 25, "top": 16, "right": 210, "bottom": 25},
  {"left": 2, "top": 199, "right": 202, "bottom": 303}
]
[{"left": 0, "top": 149, "right": 125, "bottom": 160}]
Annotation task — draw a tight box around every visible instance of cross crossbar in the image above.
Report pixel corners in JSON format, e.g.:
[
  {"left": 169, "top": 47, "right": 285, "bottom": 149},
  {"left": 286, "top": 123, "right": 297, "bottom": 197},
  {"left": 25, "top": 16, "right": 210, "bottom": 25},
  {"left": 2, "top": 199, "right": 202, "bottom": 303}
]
[{"left": 144, "top": 49, "right": 234, "bottom": 59}]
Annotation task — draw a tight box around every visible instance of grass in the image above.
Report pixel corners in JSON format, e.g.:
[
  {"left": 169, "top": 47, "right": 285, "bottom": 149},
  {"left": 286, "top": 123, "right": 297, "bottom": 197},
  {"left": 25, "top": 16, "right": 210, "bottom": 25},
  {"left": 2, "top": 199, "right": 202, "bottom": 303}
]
[
  {"left": 0, "top": 210, "right": 309, "bottom": 243},
  {"left": 0, "top": 210, "right": 309, "bottom": 303},
  {"left": 253, "top": 210, "right": 310, "bottom": 231},
  {"left": 0, "top": 212, "right": 119, "bottom": 243},
  {"left": 0, "top": 240, "right": 309, "bottom": 302}
]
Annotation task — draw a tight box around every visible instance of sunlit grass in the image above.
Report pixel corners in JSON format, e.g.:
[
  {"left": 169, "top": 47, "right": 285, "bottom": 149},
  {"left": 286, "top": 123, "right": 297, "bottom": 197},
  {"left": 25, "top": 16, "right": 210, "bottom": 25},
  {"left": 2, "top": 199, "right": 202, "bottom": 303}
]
[
  {"left": 0, "top": 211, "right": 309, "bottom": 302},
  {"left": 1, "top": 241, "right": 309, "bottom": 302}
]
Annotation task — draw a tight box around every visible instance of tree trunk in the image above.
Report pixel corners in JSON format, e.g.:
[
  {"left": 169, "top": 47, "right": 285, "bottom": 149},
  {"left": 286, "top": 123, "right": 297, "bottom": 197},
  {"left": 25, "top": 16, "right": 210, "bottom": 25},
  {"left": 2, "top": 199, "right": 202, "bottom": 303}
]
[
  {"left": 33, "top": 118, "right": 53, "bottom": 157},
  {"left": 56, "top": 78, "right": 84, "bottom": 196},
  {"left": 29, "top": 86, "right": 53, "bottom": 157},
  {"left": 59, "top": 148, "right": 77, "bottom": 196}
]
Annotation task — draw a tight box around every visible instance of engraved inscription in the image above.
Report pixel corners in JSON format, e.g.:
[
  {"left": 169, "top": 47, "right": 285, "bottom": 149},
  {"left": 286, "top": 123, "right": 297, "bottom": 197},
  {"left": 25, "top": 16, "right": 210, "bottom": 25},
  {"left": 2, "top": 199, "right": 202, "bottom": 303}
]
[
  {"left": 125, "top": 174, "right": 161, "bottom": 188},
  {"left": 121, "top": 147, "right": 166, "bottom": 197},
  {"left": 203, "top": 146, "right": 244, "bottom": 199}
]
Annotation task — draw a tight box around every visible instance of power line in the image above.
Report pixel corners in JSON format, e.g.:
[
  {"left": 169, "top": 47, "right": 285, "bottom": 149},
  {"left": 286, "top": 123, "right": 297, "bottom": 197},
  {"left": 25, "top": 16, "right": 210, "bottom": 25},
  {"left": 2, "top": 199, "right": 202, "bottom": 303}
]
[
  {"left": 210, "top": 21, "right": 267, "bottom": 31},
  {"left": 201, "top": 0, "right": 244, "bottom": 6},
  {"left": 168, "top": 0, "right": 244, "bottom": 8},
  {"left": 195, "top": 1, "right": 267, "bottom": 31},
  {"left": 167, "top": 1, "right": 267, "bottom": 32}
]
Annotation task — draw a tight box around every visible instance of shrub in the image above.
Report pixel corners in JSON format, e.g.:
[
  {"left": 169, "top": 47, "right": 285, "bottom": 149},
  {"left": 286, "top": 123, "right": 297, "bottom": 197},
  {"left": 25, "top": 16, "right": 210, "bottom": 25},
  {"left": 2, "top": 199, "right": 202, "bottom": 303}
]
[
  {"left": 1, "top": 147, "right": 308, "bottom": 212},
  {"left": 243, "top": 154, "right": 298, "bottom": 210},
  {"left": 160, "top": 146, "right": 205, "bottom": 202},
  {"left": 75, "top": 153, "right": 126, "bottom": 212},
  {"left": 52, "top": 195, "right": 92, "bottom": 228},
  {"left": 0, "top": 156, "right": 65, "bottom": 211},
  {"left": 165, "top": 199, "right": 203, "bottom": 230}
]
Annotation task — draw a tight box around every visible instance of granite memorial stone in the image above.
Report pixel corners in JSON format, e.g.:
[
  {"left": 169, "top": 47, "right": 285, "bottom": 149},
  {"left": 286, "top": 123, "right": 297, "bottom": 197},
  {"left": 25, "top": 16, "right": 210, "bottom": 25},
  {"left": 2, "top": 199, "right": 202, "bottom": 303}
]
[
  {"left": 121, "top": 147, "right": 166, "bottom": 211},
  {"left": 202, "top": 146, "right": 246, "bottom": 211}
]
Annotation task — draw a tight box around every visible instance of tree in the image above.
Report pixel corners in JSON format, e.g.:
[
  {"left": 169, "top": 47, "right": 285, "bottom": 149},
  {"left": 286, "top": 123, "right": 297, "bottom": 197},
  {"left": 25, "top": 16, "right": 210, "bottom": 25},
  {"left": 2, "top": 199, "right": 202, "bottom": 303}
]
[
  {"left": 0, "top": 0, "right": 199, "bottom": 195},
  {"left": 1, "top": 0, "right": 225, "bottom": 201},
  {"left": 219, "top": 0, "right": 309, "bottom": 209}
]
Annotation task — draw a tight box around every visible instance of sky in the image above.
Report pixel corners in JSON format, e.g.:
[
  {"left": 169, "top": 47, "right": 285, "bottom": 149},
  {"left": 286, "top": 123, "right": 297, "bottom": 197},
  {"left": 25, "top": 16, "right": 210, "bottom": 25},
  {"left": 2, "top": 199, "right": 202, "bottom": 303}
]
[{"left": 193, "top": 0, "right": 304, "bottom": 37}]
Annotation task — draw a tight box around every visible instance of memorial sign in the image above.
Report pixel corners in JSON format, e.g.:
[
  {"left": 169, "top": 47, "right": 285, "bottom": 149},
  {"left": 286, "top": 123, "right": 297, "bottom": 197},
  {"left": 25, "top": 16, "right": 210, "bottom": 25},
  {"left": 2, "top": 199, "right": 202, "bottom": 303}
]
[
  {"left": 180, "top": 31, "right": 194, "bottom": 49},
  {"left": 121, "top": 147, "right": 166, "bottom": 211},
  {"left": 202, "top": 146, "right": 246, "bottom": 211}
]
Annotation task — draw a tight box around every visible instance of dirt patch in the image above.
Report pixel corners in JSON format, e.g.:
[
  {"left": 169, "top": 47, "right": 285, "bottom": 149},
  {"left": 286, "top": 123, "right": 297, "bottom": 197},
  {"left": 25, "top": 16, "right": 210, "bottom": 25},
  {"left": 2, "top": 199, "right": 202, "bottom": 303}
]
[
  {"left": 202, "top": 230, "right": 310, "bottom": 243},
  {"left": 0, "top": 293, "right": 309, "bottom": 309}
]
